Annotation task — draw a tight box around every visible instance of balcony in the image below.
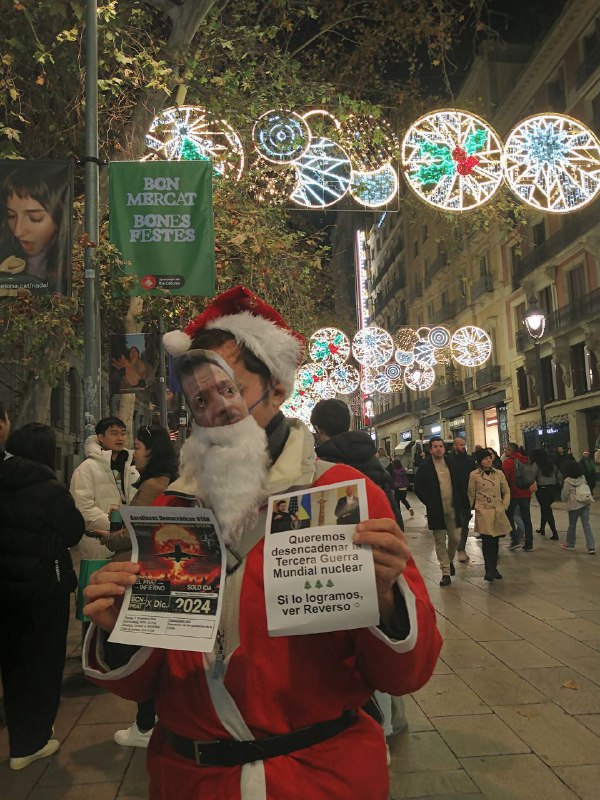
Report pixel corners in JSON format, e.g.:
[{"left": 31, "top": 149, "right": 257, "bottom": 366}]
[
  {"left": 425, "top": 252, "right": 448, "bottom": 283},
  {"left": 373, "top": 402, "right": 408, "bottom": 425},
  {"left": 455, "top": 295, "right": 467, "bottom": 314},
  {"left": 431, "top": 382, "right": 464, "bottom": 406},
  {"left": 432, "top": 301, "right": 455, "bottom": 324},
  {"left": 576, "top": 45, "right": 600, "bottom": 88},
  {"left": 472, "top": 273, "right": 494, "bottom": 301},
  {"left": 476, "top": 363, "right": 502, "bottom": 387},
  {"left": 512, "top": 203, "right": 600, "bottom": 288},
  {"left": 464, "top": 376, "right": 474, "bottom": 393},
  {"left": 515, "top": 287, "right": 600, "bottom": 352},
  {"left": 408, "top": 283, "right": 423, "bottom": 301}
]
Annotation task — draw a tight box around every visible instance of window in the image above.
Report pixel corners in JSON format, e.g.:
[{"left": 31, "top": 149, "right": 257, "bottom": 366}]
[
  {"left": 571, "top": 342, "right": 588, "bottom": 395},
  {"left": 533, "top": 221, "right": 546, "bottom": 246},
  {"left": 538, "top": 285, "right": 554, "bottom": 315},
  {"left": 546, "top": 72, "right": 566, "bottom": 112},
  {"left": 50, "top": 385, "right": 64, "bottom": 429},
  {"left": 515, "top": 301, "right": 526, "bottom": 331},
  {"left": 567, "top": 265, "right": 586, "bottom": 302},
  {"left": 413, "top": 239, "right": 419, "bottom": 258},
  {"left": 516, "top": 366, "right": 534, "bottom": 409},
  {"left": 592, "top": 92, "right": 600, "bottom": 135},
  {"left": 440, "top": 290, "right": 449, "bottom": 308},
  {"left": 422, "top": 224, "right": 428, "bottom": 241},
  {"left": 478, "top": 254, "right": 489, "bottom": 278},
  {"left": 540, "top": 355, "right": 555, "bottom": 403},
  {"left": 511, "top": 244, "right": 522, "bottom": 276},
  {"left": 427, "top": 302, "right": 434, "bottom": 318}
]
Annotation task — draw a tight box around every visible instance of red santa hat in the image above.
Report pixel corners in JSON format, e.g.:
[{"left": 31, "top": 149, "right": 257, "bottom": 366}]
[{"left": 163, "top": 286, "right": 304, "bottom": 397}]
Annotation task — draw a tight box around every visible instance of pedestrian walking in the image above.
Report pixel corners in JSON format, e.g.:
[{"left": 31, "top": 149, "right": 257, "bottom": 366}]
[
  {"left": 414, "top": 436, "right": 471, "bottom": 586},
  {"left": 447, "top": 438, "right": 476, "bottom": 563},
  {"left": 530, "top": 449, "right": 561, "bottom": 540},
  {"left": 580, "top": 450, "right": 597, "bottom": 495},
  {"left": 502, "top": 443, "right": 535, "bottom": 551},
  {"left": 389, "top": 459, "right": 414, "bottom": 516},
  {"left": 0, "top": 423, "right": 84, "bottom": 769},
  {"left": 468, "top": 449, "right": 511, "bottom": 581},
  {"left": 560, "top": 461, "right": 596, "bottom": 554}
]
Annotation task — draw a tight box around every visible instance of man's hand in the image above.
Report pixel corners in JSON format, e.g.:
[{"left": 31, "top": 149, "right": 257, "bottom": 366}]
[
  {"left": 83, "top": 561, "right": 140, "bottom": 633},
  {"left": 353, "top": 519, "right": 411, "bottom": 627}
]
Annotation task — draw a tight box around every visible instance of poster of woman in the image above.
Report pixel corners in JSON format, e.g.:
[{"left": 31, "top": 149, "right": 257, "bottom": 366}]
[
  {"left": 0, "top": 160, "right": 73, "bottom": 296},
  {"left": 110, "top": 333, "right": 157, "bottom": 395}
]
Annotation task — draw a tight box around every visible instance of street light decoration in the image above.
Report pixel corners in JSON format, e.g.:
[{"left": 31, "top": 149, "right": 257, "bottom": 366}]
[
  {"left": 309, "top": 327, "right": 351, "bottom": 369},
  {"left": 252, "top": 109, "right": 311, "bottom": 164},
  {"left": 403, "top": 365, "right": 435, "bottom": 391},
  {"left": 523, "top": 296, "right": 546, "bottom": 340},
  {"left": 338, "top": 114, "right": 399, "bottom": 171},
  {"left": 450, "top": 325, "right": 492, "bottom": 367},
  {"left": 352, "top": 326, "right": 394, "bottom": 367},
  {"left": 290, "top": 137, "right": 352, "bottom": 208},
  {"left": 349, "top": 163, "right": 399, "bottom": 208},
  {"left": 402, "top": 109, "right": 504, "bottom": 211},
  {"left": 429, "top": 326, "right": 451, "bottom": 348},
  {"left": 394, "top": 327, "right": 419, "bottom": 351},
  {"left": 414, "top": 338, "right": 438, "bottom": 368},
  {"left": 145, "top": 105, "right": 245, "bottom": 180},
  {"left": 503, "top": 114, "right": 600, "bottom": 213},
  {"left": 328, "top": 364, "right": 360, "bottom": 394}
]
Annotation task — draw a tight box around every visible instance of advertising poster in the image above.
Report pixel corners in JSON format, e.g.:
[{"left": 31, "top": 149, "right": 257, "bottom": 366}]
[
  {"left": 263, "top": 479, "right": 380, "bottom": 637},
  {"left": 109, "top": 507, "right": 225, "bottom": 652},
  {"left": 109, "top": 160, "right": 215, "bottom": 296},
  {"left": 109, "top": 332, "right": 158, "bottom": 395},
  {"left": 0, "top": 159, "right": 73, "bottom": 296}
]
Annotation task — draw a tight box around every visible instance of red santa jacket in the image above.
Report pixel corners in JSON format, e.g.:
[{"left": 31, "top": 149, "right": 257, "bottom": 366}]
[{"left": 84, "top": 463, "right": 441, "bottom": 800}]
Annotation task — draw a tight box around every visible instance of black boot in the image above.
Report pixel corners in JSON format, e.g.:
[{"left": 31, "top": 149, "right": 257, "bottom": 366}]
[{"left": 481, "top": 535, "right": 494, "bottom": 581}]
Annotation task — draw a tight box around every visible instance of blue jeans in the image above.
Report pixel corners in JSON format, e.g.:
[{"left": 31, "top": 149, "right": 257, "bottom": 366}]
[
  {"left": 566, "top": 506, "right": 595, "bottom": 550},
  {"left": 508, "top": 497, "right": 533, "bottom": 548}
]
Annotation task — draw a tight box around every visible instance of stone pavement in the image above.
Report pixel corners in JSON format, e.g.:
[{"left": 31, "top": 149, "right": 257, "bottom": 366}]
[{"left": 1, "top": 497, "right": 600, "bottom": 799}]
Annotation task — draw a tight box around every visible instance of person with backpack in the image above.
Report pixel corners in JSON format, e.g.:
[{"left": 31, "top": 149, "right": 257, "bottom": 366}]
[
  {"left": 560, "top": 461, "right": 596, "bottom": 554},
  {"left": 530, "top": 449, "right": 561, "bottom": 540},
  {"left": 502, "top": 442, "right": 536, "bottom": 552},
  {"left": 389, "top": 459, "right": 414, "bottom": 516}
]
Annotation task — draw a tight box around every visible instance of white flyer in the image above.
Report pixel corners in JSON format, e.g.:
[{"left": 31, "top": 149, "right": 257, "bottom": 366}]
[
  {"left": 109, "top": 506, "right": 225, "bottom": 652},
  {"left": 264, "top": 479, "right": 379, "bottom": 636}
]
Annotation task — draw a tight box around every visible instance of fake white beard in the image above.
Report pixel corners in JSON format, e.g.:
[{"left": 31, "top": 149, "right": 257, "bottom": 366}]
[{"left": 179, "top": 415, "right": 270, "bottom": 551}]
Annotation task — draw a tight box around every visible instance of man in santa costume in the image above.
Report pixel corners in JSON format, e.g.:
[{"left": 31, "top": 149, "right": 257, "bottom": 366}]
[{"left": 83, "top": 286, "right": 442, "bottom": 800}]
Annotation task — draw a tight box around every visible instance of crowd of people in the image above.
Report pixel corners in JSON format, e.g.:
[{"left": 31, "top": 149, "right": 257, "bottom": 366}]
[{"left": 0, "top": 287, "right": 597, "bottom": 796}]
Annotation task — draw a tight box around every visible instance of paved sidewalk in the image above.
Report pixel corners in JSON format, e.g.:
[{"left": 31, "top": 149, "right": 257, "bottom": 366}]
[{"left": 1, "top": 497, "right": 600, "bottom": 799}]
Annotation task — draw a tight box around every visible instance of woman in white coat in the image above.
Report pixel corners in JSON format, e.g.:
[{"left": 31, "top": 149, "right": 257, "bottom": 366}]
[{"left": 468, "top": 449, "right": 511, "bottom": 581}]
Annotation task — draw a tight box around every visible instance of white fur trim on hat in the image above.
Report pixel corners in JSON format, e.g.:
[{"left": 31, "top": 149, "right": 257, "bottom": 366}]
[
  {"left": 206, "top": 311, "right": 301, "bottom": 397},
  {"left": 163, "top": 329, "right": 193, "bottom": 356}
]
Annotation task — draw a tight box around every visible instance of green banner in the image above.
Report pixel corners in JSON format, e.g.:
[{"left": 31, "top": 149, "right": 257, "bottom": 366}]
[{"left": 109, "top": 161, "right": 215, "bottom": 296}]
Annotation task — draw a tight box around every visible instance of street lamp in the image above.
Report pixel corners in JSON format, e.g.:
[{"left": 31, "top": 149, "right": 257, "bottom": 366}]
[{"left": 523, "top": 296, "right": 548, "bottom": 448}]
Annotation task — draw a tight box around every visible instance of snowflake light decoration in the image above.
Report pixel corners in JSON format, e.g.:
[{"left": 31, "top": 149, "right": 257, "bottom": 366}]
[
  {"left": 414, "top": 338, "right": 438, "bottom": 368},
  {"left": 144, "top": 106, "right": 244, "bottom": 180},
  {"left": 352, "top": 326, "right": 394, "bottom": 367},
  {"left": 429, "top": 327, "right": 451, "bottom": 348},
  {"left": 350, "top": 164, "right": 399, "bottom": 207},
  {"left": 451, "top": 326, "right": 492, "bottom": 367},
  {"left": 296, "top": 363, "right": 328, "bottom": 395},
  {"left": 373, "top": 370, "right": 394, "bottom": 395},
  {"left": 394, "top": 348, "right": 415, "bottom": 367},
  {"left": 309, "top": 328, "right": 351, "bottom": 369},
  {"left": 503, "top": 114, "right": 600, "bottom": 213},
  {"left": 403, "top": 365, "right": 435, "bottom": 391},
  {"left": 290, "top": 137, "right": 352, "bottom": 208},
  {"left": 253, "top": 110, "right": 311, "bottom": 164},
  {"left": 282, "top": 389, "right": 316, "bottom": 424},
  {"left": 328, "top": 365, "right": 360, "bottom": 394},
  {"left": 402, "top": 110, "right": 503, "bottom": 211},
  {"left": 394, "top": 327, "right": 419, "bottom": 351},
  {"left": 338, "top": 114, "right": 399, "bottom": 171}
]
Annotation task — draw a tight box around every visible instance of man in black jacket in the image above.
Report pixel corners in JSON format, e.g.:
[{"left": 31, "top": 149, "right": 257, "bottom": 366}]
[
  {"left": 446, "top": 437, "right": 476, "bottom": 563},
  {"left": 414, "top": 436, "right": 470, "bottom": 586},
  {"left": 310, "top": 399, "right": 403, "bottom": 528}
]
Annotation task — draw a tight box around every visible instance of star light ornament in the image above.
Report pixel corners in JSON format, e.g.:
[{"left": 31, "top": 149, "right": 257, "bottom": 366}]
[
  {"left": 328, "top": 365, "right": 360, "bottom": 395},
  {"left": 352, "top": 327, "right": 394, "bottom": 367},
  {"left": 451, "top": 326, "right": 492, "bottom": 367},
  {"left": 144, "top": 106, "right": 244, "bottom": 180},
  {"left": 503, "top": 114, "right": 600, "bottom": 213},
  {"left": 309, "top": 328, "right": 351, "bottom": 369},
  {"left": 290, "top": 137, "right": 352, "bottom": 208},
  {"left": 402, "top": 110, "right": 503, "bottom": 211}
]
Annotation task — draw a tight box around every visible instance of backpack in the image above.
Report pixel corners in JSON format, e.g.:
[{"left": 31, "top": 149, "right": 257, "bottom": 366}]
[
  {"left": 514, "top": 459, "right": 536, "bottom": 490},
  {"left": 575, "top": 482, "right": 594, "bottom": 505},
  {"left": 595, "top": 450, "right": 600, "bottom": 466}
]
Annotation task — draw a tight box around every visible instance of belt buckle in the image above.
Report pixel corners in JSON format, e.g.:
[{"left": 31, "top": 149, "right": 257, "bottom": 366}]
[{"left": 193, "top": 741, "right": 203, "bottom": 766}]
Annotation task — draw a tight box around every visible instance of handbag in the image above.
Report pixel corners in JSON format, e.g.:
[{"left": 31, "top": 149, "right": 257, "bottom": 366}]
[{"left": 76, "top": 558, "right": 110, "bottom": 621}]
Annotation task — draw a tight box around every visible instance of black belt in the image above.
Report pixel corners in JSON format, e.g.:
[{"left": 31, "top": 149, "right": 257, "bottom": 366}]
[{"left": 163, "top": 710, "right": 356, "bottom": 767}]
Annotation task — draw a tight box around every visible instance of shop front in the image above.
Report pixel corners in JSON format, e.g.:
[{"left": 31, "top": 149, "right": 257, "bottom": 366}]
[
  {"left": 471, "top": 391, "right": 506, "bottom": 455},
  {"left": 522, "top": 416, "right": 570, "bottom": 453}
]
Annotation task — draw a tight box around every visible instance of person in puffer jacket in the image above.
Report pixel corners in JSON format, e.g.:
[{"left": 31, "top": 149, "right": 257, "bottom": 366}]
[{"left": 560, "top": 461, "right": 596, "bottom": 554}]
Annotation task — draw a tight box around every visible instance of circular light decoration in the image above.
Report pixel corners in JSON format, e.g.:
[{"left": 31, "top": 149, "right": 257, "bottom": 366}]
[
  {"left": 373, "top": 370, "right": 394, "bottom": 394},
  {"left": 503, "top": 114, "right": 600, "bottom": 213},
  {"left": 145, "top": 105, "right": 244, "bottom": 180},
  {"left": 248, "top": 159, "right": 298, "bottom": 204},
  {"left": 290, "top": 137, "right": 352, "bottom": 208},
  {"left": 414, "top": 338, "right": 438, "bottom": 368},
  {"left": 394, "top": 348, "right": 415, "bottom": 367},
  {"left": 394, "top": 327, "right": 419, "bottom": 351},
  {"left": 416, "top": 326, "right": 431, "bottom": 340},
  {"left": 402, "top": 109, "right": 503, "bottom": 211},
  {"left": 352, "top": 326, "right": 394, "bottom": 367},
  {"left": 338, "top": 114, "right": 399, "bottom": 171},
  {"left": 451, "top": 326, "right": 492, "bottom": 367},
  {"left": 302, "top": 109, "right": 342, "bottom": 140},
  {"left": 385, "top": 363, "right": 402, "bottom": 381},
  {"left": 297, "top": 363, "right": 328, "bottom": 394},
  {"left": 253, "top": 109, "right": 311, "bottom": 164},
  {"left": 282, "top": 392, "right": 316, "bottom": 425},
  {"left": 360, "top": 367, "right": 378, "bottom": 394},
  {"left": 315, "top": 380, "right": 337, "bottom": 400},
  {"left": 403, "top": 365, "right": 435, "bottom": 391},
  {"left": 309, "top": 327, "right": 351, "bottom": 369},
  {"left": 328, "top": 364, "right": 360, "bottom": 395},
  {"left": 429, "top": 326, "right": 451, "bottom": 348},
  {"left": 350, "top": 163, "right": 399, "bottom": 208},
  {"left": 433, "top": 345, "right": 452, "bottom": 365}
]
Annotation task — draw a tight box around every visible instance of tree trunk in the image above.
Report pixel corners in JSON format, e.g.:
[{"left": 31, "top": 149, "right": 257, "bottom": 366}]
[{"left": 16, "top": 338, "right": 66, "bottom": 426}]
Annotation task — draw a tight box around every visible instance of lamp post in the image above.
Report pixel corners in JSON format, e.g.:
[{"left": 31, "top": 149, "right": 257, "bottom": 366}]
[{"left": 523, "top": 296, "right": 548, "bottom": 448}]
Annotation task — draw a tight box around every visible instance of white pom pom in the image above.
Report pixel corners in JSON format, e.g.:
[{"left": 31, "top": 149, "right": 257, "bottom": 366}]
[{"left": 163, "top": 330, "right": 192, "bottom": 356}]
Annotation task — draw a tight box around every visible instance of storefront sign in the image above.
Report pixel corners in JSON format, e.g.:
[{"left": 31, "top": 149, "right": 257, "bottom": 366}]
[
  {"left": 449, "top": 416, "right": 465, "bottom": 429},
  {"left": 430, "top": 424, "right": 442, "bottom": 434},
  {"left": 401, "top": 429, "right": 412, "bottom": 441},
  {"left": 486, "top": 417, "right": 498, "bottom": 427},
  {"left": 497, "top": 403, "right": 509, "bottom": 448},
  {"left": 109, "top": 161, "right": 215, "bottom": 296}
]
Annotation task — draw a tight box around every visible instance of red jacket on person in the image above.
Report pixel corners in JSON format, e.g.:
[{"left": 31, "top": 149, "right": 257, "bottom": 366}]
[{"left": 502, "top": 452, "right": 533, "bottom": 499}]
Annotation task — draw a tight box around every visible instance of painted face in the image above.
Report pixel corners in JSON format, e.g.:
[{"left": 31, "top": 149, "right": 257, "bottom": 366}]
[
  {"left": 133, "top": 438, "right": 151, "bottom": 471},
  {"left": 181, "top": 362, "right": 249, "bottom": 428},
  {"left": 98, "top": 425, "right": 127, "bottom": 453},
  {"left": 6, "top": 193, "right": 58, "bottom": 256}
]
